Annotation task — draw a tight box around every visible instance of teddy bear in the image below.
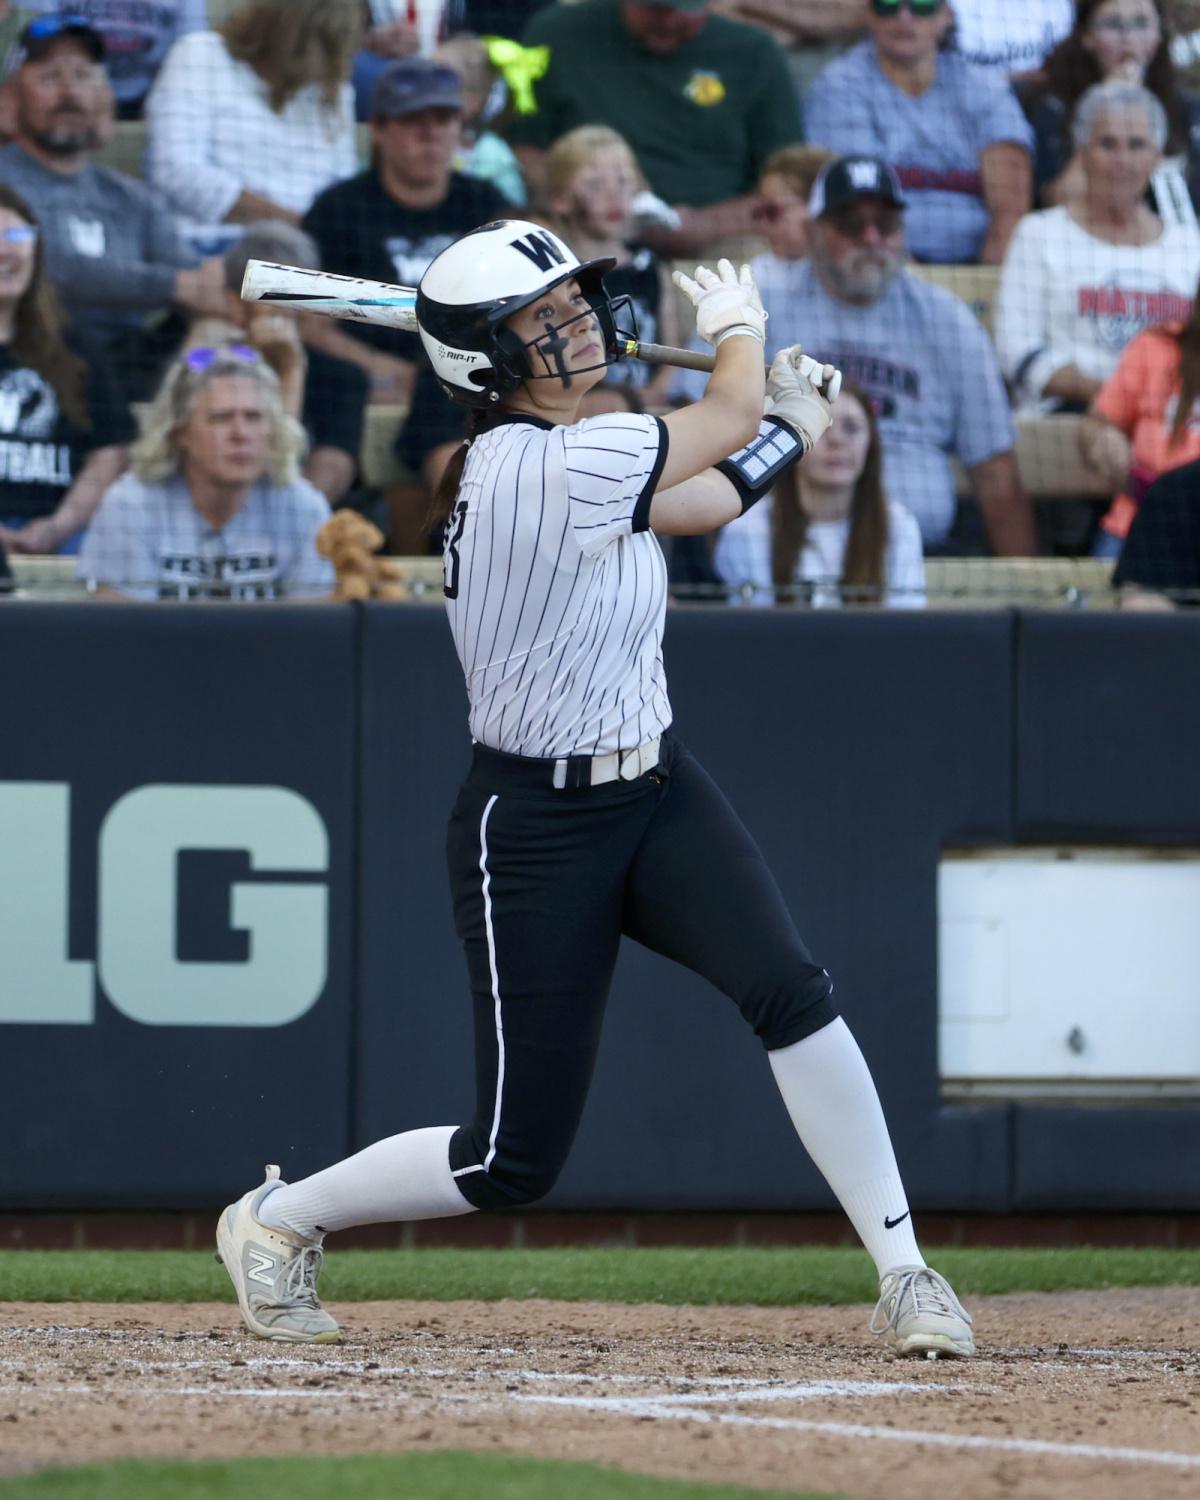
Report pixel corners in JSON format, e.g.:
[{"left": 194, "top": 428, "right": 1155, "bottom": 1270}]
[{"left": 315, "top": 510, "right": 412, "bottom": 602}]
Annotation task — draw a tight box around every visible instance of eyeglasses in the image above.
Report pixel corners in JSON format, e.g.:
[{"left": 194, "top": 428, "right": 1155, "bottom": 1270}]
[
  {"left": 869, "top": 0, "right": 945, "bottom": 17},
  {"left": 825, "top": 206, "right": 904, "bottom": 239},
  {"left": 184, "top": 344, "right": 259, "bottom": 372},
  {"left": 1090, "top": 15, "right": 1159, "bottom": 38},
  {"left": 0, "top": 226, "right": 36, "bottom": 244}
]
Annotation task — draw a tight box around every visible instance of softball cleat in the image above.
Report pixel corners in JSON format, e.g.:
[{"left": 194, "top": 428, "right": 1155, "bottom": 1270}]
[
  {"left": 215, "top": 1164, "right": 340, "bottom": 1343},
  {"left": 870, "top": 1265, "right": 974, "bottom": 1359}
]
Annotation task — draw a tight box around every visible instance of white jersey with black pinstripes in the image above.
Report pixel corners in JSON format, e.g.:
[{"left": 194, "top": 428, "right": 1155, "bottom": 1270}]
[{"left": 443, "top": 410, "right": 673, "bottom": 758}]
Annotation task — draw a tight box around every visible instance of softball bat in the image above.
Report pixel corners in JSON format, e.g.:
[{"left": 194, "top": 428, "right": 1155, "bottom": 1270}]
[{"left": 240, "top": 260, "right": 718, "bottom": 372}]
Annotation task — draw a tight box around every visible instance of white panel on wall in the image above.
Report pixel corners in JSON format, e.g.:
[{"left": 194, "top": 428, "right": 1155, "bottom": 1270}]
[{"left": 939, "top": 848, "right": 1200, "bottom": 1098}]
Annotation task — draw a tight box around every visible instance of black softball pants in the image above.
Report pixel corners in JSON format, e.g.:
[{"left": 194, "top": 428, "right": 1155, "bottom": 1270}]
[{"left": 445, "top": 732, "right": 836, "bottom": 1211}]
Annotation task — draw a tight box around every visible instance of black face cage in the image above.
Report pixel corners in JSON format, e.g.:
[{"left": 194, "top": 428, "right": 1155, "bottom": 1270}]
[{"left": 488, "top": 291, "right": 638, "bottom": 396}]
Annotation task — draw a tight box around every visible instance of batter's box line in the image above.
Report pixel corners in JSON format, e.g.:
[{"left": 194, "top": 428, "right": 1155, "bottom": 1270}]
[{"left": 514, "top": 1394, "right": 1200, "bottom": 1470}]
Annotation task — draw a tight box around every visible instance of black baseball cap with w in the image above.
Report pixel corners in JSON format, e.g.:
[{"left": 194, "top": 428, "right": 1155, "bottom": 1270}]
[{"left": 808, "top": 156, "right": 906, "bottom": 218}]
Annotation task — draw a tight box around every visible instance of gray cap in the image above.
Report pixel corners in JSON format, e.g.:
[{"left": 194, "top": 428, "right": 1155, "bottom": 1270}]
[{"left": 370, "top": 58, "right": 463, "bottom": 120}]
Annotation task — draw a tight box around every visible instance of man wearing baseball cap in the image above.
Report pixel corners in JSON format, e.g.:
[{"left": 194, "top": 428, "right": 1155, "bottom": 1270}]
[
  {"left": 0, "top": 10, "right": 220, "bottom": 391},
  {"left": 511, "top": 0, "right": 803, "bottom": 254},
  {"left": 301, "top": 56, "right": 510, "bottom": 547},
  {"left": 678, "top": 153, "right": 1035, "bottom": 556}
]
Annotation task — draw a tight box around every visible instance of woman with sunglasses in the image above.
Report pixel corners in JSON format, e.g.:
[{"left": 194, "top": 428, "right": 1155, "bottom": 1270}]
[
  {"left": 76, "top": 342, "right": 334, "bottom": 599},
  {"left": 0, "top": 183, "right": 132, "bottom": 556},
  {"left": 804, "top": 0, "right": 1035, "bottom": 264},
  {"left": 1019, "top": 0, "right": 1198, "bottom": 219}
]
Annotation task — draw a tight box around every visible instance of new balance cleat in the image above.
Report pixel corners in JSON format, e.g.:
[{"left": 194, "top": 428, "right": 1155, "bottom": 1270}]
[
  {"left": 215, "top": 1164, "right": 340, "bottom": 1343},
  {"left": 870, "top": 1265, "right": 974, "bottom": 1359}
]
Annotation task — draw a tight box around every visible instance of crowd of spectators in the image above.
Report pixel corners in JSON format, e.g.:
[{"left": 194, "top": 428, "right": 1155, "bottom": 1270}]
[{"left": 0, "top": 0, "right": 1196, "bottom": 607}]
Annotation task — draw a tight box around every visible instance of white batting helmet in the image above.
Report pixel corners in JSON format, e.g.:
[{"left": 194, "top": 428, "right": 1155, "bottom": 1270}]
[{"left": 415, "top": 219, "right": 634, "bottom": 408}]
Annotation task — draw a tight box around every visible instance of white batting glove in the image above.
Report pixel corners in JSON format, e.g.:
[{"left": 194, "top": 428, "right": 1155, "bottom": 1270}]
[
  {"left": 671, "top": 258, "right": 767, "bottom": 349},
  {"left": 763, "top": 345, "right": 842, "bottom": 450}
]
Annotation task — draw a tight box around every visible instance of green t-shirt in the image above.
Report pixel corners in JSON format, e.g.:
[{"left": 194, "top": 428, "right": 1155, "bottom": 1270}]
[{"left": 513, "top": 0, "right": 802, "bottom": 207}]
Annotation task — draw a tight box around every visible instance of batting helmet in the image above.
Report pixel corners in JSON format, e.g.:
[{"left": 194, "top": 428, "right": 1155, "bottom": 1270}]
[{"left": 415, "top": 219, "right": 635, "bottom": 408}]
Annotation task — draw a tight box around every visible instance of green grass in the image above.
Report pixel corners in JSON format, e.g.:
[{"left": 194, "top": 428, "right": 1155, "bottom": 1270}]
[
  {"left": 0, "top": 1453, "right": 840, "bottom": 1500},
  {"left": 2, "top": 1245, "right": 1198, "bottom": 1305}
]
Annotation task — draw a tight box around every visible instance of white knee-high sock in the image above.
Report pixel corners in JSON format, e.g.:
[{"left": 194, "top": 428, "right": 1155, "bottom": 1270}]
[
  {"left": 768, "top": 1017, "right": 925, "bottom": 1278},
  {"left": 257, "top": 1125, "right": 476, "bottom": 1241}
]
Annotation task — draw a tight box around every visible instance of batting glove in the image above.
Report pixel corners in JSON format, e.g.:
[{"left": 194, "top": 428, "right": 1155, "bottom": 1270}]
[
  {"left": 764, "top": 345, "right": 843, "bottom": 450},
  {"left": 671, "top": 259, "right": 767, "bottom": 349}
]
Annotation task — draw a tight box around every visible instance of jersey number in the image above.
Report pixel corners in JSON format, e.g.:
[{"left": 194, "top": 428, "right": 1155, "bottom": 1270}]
[{"left": 444, "top": 499, "right": 467, "bottom": 599}]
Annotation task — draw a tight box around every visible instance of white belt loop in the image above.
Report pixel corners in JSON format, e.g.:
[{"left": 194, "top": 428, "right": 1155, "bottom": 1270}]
[{"left": 552, "top": 758, "right": 568, "bottom": 790}]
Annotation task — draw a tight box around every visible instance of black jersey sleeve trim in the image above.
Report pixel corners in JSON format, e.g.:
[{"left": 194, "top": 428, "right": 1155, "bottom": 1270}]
[{"left": 632, "top": 417, "right": 669, "bottom": 533}]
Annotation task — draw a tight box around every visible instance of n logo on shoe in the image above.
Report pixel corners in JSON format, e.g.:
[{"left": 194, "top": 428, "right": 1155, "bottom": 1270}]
[{"left": 247, "top": 1250, "right": 277, "bottom": 1287}]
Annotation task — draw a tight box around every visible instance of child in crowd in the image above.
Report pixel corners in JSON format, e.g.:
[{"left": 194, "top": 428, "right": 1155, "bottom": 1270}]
[
  {"left": 543, "top": 125, "right": 681, "bottom": 407},
  {"left": 1080, "top": 281, "right": 1200, "bottom": 553}
]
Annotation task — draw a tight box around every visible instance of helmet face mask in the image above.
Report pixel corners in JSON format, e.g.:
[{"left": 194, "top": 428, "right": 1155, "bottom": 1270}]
[
  {"left": 500, "top": 290, "right": 636, "bottom": 393},
  {"left": 416, "top": 220, "right": 637, "bottom": 408}
]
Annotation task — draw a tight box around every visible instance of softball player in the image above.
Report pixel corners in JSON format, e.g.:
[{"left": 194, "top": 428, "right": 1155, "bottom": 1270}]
[{"left": 217, "top": 220, "right": 974, "bottom": 1360}]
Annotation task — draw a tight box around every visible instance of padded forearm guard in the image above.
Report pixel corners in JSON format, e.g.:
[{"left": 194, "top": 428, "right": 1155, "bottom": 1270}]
[{"left": 715, "top": 417, "right": 807, "bottom": 513}]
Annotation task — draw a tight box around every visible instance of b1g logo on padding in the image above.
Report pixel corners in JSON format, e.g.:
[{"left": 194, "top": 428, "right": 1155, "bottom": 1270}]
[{"left": 0, "top": 782, "right": 330, "bottom": 1028}]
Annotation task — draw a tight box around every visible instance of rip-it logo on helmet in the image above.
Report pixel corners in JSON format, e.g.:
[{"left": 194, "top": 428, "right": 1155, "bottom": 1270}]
[{"left": 415, "top": 219, "right": 637, "bottom": 407}]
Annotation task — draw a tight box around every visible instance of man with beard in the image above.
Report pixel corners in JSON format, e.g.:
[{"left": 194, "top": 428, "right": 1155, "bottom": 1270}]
[
  {"left": 0, "top": 13, "right": 224, "bottom": 395},
  {"left": 676, "top": 155, "right": 1035, "bottom": 555}
]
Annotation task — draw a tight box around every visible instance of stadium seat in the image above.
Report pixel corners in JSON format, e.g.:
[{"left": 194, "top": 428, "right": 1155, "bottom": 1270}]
[
  {"left": 924, "top": 555, "right": 1116, "bottom": 609},
  {"left": 954, "top": 414, "right": 1113, "bottom": 499},
  {"left": 906, "top": 262, "right": 1000, "bottom": 335},
  {"left": 7, "top": 556, "right": 86, "bottom": 599},
  {"left": 360, "top": 403, "right": 414, "bottom": 489}
]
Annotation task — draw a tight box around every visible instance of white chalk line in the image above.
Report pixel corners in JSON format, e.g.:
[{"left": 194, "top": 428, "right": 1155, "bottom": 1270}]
[
  {"left": 4, "top": 1331, "right": 1197, "bottom": 1471},
  {"left": 514, "top": 1392, "right": 1200, "bottom": 1470}
]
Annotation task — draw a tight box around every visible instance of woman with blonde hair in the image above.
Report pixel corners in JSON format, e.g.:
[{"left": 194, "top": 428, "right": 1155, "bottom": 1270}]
[
  {"left": 715, "top": 383, "right": 925, "bottom": 607},
  {"left": 146, "top": 0, "right": 361, "bottom": 233},
  {"left": 78, "top": 344, "right": 333, "bottom": 599},
  {"left": 543, "top": 125, "right": 681, "bottom": 404}
]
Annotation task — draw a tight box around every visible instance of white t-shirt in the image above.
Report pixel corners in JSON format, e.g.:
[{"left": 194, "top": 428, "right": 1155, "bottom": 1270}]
[
  {"left": 713, "top": 496, "right": 926, "bottom": 609},
  {"left": 949, "top": 1, "right": 1074, "bottom": 76},
  {"left": 445, "top": 412, "right": 671, "bottom": 758},
  {"left": 996, "top": 207, "right": 1200, "bottom": 408},
  {"left": 77, "top": 473, "right": 334, "bottom": 600},
  {"left": 145, "top": 31, "right": 357, "bottom": 228}
]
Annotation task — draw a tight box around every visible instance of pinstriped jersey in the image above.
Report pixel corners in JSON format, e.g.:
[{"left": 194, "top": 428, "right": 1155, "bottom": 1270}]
[{"left": 443, "top": 411, "right": 673, "bottom": 758}]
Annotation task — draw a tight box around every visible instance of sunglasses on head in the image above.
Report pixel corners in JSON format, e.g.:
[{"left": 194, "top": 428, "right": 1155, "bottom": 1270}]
[
  {"left": 25, "top": 12, "right": 94, "bottom": 40},
  {"left": 184, "top": 344, "right": 259, "bottom": 373},
  {"left": 869, "top": 0, "right": 945, "bottom": 16}
]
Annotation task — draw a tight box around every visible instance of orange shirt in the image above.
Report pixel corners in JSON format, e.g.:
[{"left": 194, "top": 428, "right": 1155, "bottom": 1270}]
[{"left": 1094, "top": 325, "right": 1200, "bottom": 539}]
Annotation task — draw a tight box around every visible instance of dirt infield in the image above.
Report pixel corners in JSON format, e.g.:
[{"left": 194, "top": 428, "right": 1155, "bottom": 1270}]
[{"left": 1, "top": 1290, "right": 1197, "bottom": 1499}]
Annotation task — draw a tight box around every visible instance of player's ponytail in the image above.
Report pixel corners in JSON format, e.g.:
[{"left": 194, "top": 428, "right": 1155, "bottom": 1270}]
[{"left": 428, "top": 409, "right": 487, "bottom": 530}]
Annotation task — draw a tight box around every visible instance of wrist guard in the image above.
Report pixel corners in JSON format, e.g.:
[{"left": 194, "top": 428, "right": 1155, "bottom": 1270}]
[{"left": 715, "top": 417, "right": 807, "bottom": 513}]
